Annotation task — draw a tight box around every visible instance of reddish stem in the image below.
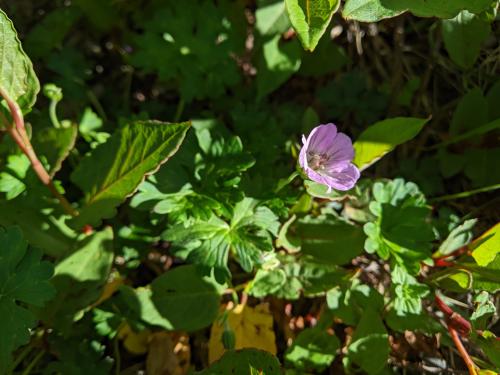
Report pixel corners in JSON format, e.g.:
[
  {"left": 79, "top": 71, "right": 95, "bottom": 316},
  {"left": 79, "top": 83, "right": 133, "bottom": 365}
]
[
  {"left": 435, "top": 295, "right": 472, "bottom": 336},
  {"left": 448, "top": 326, "right": 478, "bottom": 375},
  {"left": 0, "top": 87, "right": 78, "bottom": 217}
]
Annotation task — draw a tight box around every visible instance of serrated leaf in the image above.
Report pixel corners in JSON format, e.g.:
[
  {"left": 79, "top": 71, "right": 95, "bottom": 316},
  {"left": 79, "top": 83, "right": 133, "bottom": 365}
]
[
  {"left": 285, "top": 0, "right": 340, "bottom": 51},
  {"left": 343, "top": 0, "right": 492, "bottom": 21},
  {"left": 442, "top": 11, "right": 491, "bottom": 69},
  {"left": 195, "top": 349, "right": 281, "bottom": 375},
  {"left": 353, "top": 117, "right": 428, "bottom": 171},
  {"left": 0, "top": 10, "right": 40, "bottom": 113},
  {"left": 0, "top": 227, "right": 55, "bottom": 372},
  {"left": 70, "top": 121, "right": 190, "bottom": 228}
]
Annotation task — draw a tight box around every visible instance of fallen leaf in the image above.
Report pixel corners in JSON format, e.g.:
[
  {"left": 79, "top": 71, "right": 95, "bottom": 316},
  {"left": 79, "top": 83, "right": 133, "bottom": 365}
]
[
  {"left": 147, "top": 332, "right": 191, "bottom": 375},
  {"left": 117, "top": 323, "right": 150, "bottom": 355},
  {"left": 208, "top": 303, "right": 277, "bottom": 363}
]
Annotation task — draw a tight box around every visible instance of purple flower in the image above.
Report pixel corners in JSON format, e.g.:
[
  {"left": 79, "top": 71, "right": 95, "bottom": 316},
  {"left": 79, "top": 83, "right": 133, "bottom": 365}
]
[{"left": 299, "top": 123, "right": 360, "bottom": 192}]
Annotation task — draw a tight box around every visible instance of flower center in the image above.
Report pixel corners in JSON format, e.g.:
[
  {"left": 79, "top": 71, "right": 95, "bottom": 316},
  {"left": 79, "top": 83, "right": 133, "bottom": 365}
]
[{"left": 307, "top": 152, "right": 330, "bottom": 171}]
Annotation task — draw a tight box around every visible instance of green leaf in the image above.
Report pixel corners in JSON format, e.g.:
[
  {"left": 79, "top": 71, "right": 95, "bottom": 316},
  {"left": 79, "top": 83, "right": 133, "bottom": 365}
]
[
  {"left": 149, "top": 265, "right": 223, "bottom": 331},
  {"left": 195, "top": 349, "right": 281, "bottom": 375},
  {"left": 0, "top": 10, "right": 40, "bottom": 113},
  {"left": 24, "top": 6, "right": 82, "bottom": 59},
  {"left": 255, "top": 0, "right": 291, "bottom": 36},
  {"left": 327, "top": 281, "right": 384, "bottom": 325},
  {"left": 476, "top": 331, "right": 500, "bottom": 370},
  {"left": 385, "top": 310, "right": 443, "bottom": 334},
  {"left": 342, "top": 0, "right": 402, "bottom": 22},
  {"left": 0, "top": 200, "right": 75, "bottom": 257},
  {"left": 343, "top": 0, "right": 493, "bottom": 21},
  {"left": 70, "top": 121, "right": 190, "bottom": 228},
  {"left": 284, "top": 0, "right": 340, "bottom": 51},
  {"left": 0, "top": 227, "right": 55, "bottom": 372},
  {"left": 353, "top": 117, "right": 428, "bottom": 171},
  {"left": 304, "top": 180, "right": 352, "bottom": 200},
  {"left": 256, "top": 34, "right": 301, "bottom": 99},
  {"left": 32, "top": 125, "right": 78, "bottom": 177},
  {"left": 450, "top": 88, "right": 489, "bottom": 136},
  {"left": 285, "top": 328, "right": 340, "bottom": 371},
  {"left": 471, "top": 222, "right": 500, "bottom": 267},
  {"left": 346, "top": 308, "right": 389, "bottom": 375},
  {"left": 391, "top": 266, "right": 429, "bottom": 315},
  {"left": 470, "top": 292, "right": 495, "bottom": 330},
  {"left": 40, "top": 228, "right": 114, "bottom": 331},
  {"left": 293, "top": 214, "right": 366, "bottom": 265},
  {"left": 164, "top": 198, "right": 279, "bottom": 278},
  {"left": 436, "top": 219, "right": 477, "bottom": 258},
  {"left": 249, "top": 268, "right": 287, "bottom": 298},
  {"left": 442, "top": 10, "right": 491, "bottom": 69}
]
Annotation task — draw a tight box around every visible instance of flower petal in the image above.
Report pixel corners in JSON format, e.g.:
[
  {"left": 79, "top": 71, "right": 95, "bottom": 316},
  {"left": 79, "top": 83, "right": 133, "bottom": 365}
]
[
  {"left": 308, "top": 123, "right": 337, "bottom": 154},
  {"left": 326, "top": 132, "right": 354, "bottom": 163},
  {"left": 323, "top": 162, "right": 360, "bottom": 191}
]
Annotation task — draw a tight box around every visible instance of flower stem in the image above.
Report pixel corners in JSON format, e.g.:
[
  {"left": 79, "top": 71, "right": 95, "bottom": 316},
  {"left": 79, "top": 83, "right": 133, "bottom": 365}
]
[
  {"left": 48, "top": 99, "right": 62, "bottom": 129},
  {"left": 0, "top": 87, "right": 78, "bottom": 217},
  {"left": 448, "top": 326, "right": 478, "bottom": 375}
]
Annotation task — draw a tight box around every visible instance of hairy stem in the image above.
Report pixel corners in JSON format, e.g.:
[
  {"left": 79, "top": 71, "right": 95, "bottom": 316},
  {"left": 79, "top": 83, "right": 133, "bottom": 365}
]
[{"left": 0, "top": 87, "right": 78, "bottom": 216}]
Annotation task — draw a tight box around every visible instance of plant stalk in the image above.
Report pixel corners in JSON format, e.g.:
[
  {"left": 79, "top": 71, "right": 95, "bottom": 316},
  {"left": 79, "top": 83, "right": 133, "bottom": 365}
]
[{"left": 0, "top": 87, "right": 78, "bottom": 216}]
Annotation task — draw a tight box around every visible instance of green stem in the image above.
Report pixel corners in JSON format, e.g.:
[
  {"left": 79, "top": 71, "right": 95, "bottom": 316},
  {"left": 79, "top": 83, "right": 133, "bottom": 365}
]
[
  {"left": 430, "top": 183, "right": 500, "bottom": 203},
  {"left": 274, "top": 171, "right": 300, "bottom": 193},
  {"left": 21, "top": 350, "right": 44, "bottom": 375},
  {"left": 7, "top": 344, "right": 34, "bottom": 374},
  {"left": 113, "top": 336, "right": 121, "bottom": 375},
  {"left": 174, "top": 98, "right": 185, "bottom": 122},
  {"left": 49, "top": 99, "right": 62, "bottom": 129}
]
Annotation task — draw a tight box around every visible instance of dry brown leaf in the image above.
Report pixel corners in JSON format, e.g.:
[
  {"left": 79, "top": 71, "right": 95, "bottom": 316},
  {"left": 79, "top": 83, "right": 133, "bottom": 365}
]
[
  {"left": 208, "top": 303, "right": 277, "bottom": 363},
  {"left": 146, "top": 332, "right": 191, "bottom": 375}
]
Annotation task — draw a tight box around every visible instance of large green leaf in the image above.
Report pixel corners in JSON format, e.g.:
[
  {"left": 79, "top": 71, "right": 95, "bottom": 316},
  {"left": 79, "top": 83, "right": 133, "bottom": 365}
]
[
  {"left": 342, "top": 0, "right": 492, "bottom": 21},
  {"left": 256, "top": 34, "right": 301, "bottom": 99},
  {"left": 346, "top": 308, "right": 389, "bottom": 374},
  {"left": 195, "top": 349, "right": 281, "bottom": 375},
  {"left": 284, "top": 0, "right": 340, "bottom": 51},
  {"left": 0, "top": 227, "right": 55, "bottom": 372},
  {"left": 149, "top": 265, "right": 223, "bottom": 331},
  {"left": 164, "top": 198, "right": 279, "bottom": 279},
  {"left": 70, "top": 121, "right": 190, "bottom": 228},
  {"left": 0, "top": 10, "right": 40, "bottom": 113},
  {"left": 255, "top": 0, "right": 291, "bottom": 36},
  {"left": 353, "top": 117, "right": 428, "bottom": 171},
  {"left": 442, "top": 11, "right": 491, "bottom": 70},
  {"left": 0, "top": 201, "right": 76, "bottom": 257},
  {"left": 293, "top": 215, "right": 366, "bottom": 265},
  {"left": 40, "top": 228, "right": 114, "bottom": 331}
]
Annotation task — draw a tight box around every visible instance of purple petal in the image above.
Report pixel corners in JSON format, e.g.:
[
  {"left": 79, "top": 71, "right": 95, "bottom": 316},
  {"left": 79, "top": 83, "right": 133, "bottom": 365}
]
[
  {"left": 323, "top": 163, "right": 360, "bottom": 191},
  {"left": 308, "top": 123, "right": 337, "bottom": 154},
  {"left": 327, "top": 132, "right": 354, "bottom": 163}
]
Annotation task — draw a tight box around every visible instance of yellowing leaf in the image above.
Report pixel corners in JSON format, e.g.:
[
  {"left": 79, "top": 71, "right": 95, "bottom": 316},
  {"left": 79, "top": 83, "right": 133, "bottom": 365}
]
[
  {"left": 471, "top": 222, "right": 500, "bottom": 267},
  {"left": 208, "top": 303, "right": 277, "bottom": 363},
  {"left": 91, "top": 272, "right": 124, "bottom": 308},
  {"left": 117, "top": 323, "right": 150, "bottom": 355}
]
